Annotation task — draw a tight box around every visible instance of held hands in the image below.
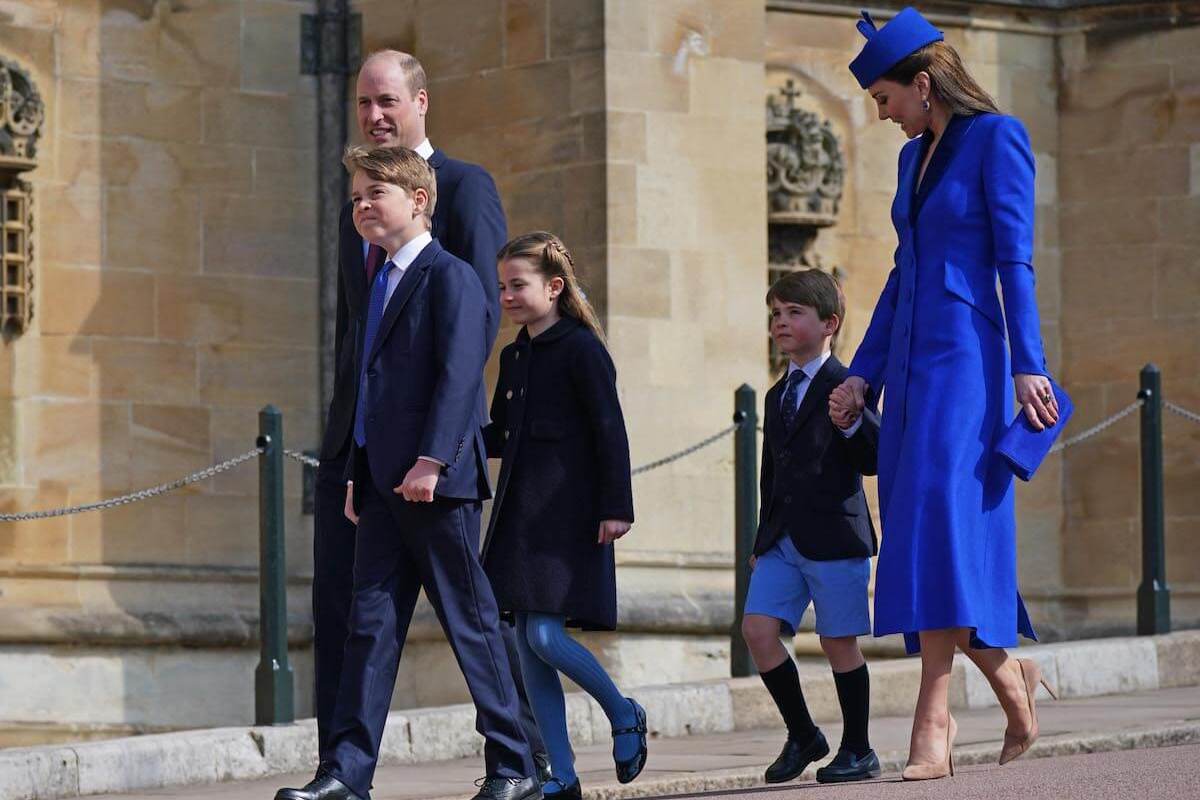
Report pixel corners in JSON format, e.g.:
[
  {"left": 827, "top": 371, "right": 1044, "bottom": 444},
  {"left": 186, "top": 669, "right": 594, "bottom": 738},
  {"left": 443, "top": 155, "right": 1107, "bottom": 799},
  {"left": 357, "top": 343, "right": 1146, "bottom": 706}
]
[
  {"left": 394, "top": 459, "right": 440, "bottom": 503},
  {"left": 598, "top": 519, "right": 632, "bottom": 545},
  {"left": 829, "top": 376, "right": 868, "bottom": 430},
  {"left": 1014, "top": 373, "right": 1060, "bottom": 431},
  {"left": 344, "top": 482, "right": 358, "bottom": 524}
]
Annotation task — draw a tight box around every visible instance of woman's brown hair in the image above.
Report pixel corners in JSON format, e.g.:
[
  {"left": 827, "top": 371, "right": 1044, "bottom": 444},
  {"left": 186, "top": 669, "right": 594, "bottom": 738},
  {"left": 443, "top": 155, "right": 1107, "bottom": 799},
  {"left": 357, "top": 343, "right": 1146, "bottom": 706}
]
[
  {"left": 497, "top": 232, "right": 606, "bottom": 344},
  {"left": 883, "top": 41, "right": 999, "bottom": 116}
]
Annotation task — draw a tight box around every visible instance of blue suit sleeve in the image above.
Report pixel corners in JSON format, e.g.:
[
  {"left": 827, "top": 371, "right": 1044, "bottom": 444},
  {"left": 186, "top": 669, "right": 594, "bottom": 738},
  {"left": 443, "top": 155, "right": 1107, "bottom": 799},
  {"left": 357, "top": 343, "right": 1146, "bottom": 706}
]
[
  {"left": 420, "top": 259, "right": 490, "bottom": 466},
  {"left": 983, "top": 117, "right": 1048, "bottom": 376},
  {"left": 848, "top": 262, "right": 899, "bottom": 389},
  {"left": 450, "top": 167, "right": 506, "bottom": 351}
]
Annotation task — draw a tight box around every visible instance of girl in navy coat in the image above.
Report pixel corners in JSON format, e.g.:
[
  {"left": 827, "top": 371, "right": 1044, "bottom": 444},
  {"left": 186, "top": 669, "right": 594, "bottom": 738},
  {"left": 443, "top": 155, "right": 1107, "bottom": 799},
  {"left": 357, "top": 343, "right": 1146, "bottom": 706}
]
[{"left": 482, "top": 232, "right": 646, "bottom": 800}]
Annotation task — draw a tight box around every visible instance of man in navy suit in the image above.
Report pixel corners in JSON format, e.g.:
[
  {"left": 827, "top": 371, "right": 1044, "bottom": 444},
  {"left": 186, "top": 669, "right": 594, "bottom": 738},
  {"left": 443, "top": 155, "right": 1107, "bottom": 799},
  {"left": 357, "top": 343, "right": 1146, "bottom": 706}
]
[
  {"left": 312, "top": 49, "right": 547, "bottom": 781},
  {"left": 277, "top": 147, "right": 540, "bottom": 800}
]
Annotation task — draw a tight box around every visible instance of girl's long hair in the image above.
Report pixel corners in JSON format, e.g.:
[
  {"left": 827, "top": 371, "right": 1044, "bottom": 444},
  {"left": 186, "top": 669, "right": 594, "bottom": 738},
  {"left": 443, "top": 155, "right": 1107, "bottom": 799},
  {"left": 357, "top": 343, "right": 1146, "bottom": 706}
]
[
  {"left": 497, "top": 232, "right": 606, "bottom": 344},
  {"left": 883, "top": 41, "right": 999, "bottom": 116}
]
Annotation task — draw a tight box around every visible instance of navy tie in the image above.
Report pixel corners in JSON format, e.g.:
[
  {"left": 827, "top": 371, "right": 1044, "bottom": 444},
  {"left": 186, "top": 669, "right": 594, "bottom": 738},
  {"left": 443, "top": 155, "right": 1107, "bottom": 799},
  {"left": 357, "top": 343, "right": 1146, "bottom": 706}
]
[
  {"left": 780, "top": 369, "right": 807, "bottom": 430},
  {"left": 353, "top": 260, "right": 396, "bottom": 447}
]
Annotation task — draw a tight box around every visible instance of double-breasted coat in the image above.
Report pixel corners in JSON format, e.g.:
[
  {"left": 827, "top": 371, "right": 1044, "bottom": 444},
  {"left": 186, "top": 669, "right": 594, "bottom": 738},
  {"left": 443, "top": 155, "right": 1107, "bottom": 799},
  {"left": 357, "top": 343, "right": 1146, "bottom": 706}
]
[
  {"left": 482, "top": 317, "right": 634, "bottom": 631},
  {"left": 849, "top": 113, "right": 1048, "bottom": 654}
]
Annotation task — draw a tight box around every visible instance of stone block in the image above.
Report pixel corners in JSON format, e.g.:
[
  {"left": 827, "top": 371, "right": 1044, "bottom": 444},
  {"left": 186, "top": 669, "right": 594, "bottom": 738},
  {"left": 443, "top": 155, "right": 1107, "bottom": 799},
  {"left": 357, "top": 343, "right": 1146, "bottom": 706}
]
[
  {"left": 74, "top": 728, "right": 267, "bottom": 794},
  {"left": 607, "top": 111, "right": 647, "bottom": 164},
  {"left": 1061, "top": 317, "right": 1197, "bottom": 387},
  {"left": 253, "top": 147, "right": 320, "bottom": 197},
  {"left": 646, "top": 0, "right": 764, "bottom": 63},
  {"left": 156, "top": 275, "right": 317, "bottom": 346},
  {"left": 867, "top": 657, "right": 924, "bottom": 718},
  {"left": 182, "top": 494, "right": 259, "bottom": 568},
  {"left": 95, "top": 82, "right": 205, "bottom": 143},
  {"left": 1156, "top": 630, "right": 1200, "bottom": 688},
  {"left": 1061, "top": 519, "right": 1138, "bottom": 590},
  {"left": 1155, "top": 246, "right": 1200, "bottom": 319},
  {"left": 413, "top": 0, "right": 503, "bottom": 78},
  {"left": 404, "top": 703, "right": 484, "bottom": 763},
  {"left": 606, "top": 0, "right": 651, "bottom": 53},
  {"left": 431, "top": 60, "right": 572, "bottom": 131},
  {"left": 130, "top": 404, "right": 212, "bottom": 487},
  {"left": 633, "top": 681, "right": 734, "bottom": 738},
  {"left": 549, "top": 0, "right": 603, "bottom": 58},
  {"left": 570, "top": 51, "right": 605, "bottom": 113},
  {"left": 505, "top": 0, "right": 547, "bottom": 66},
  {"left": 961, "top": 649, "right": 1058, "bottom": 710},
  {"left": 202, "top": 90, "right": 316, "bottom": 148},
  {"left": 497, "top": 170, "right": 566, "bottom": 243},
  {"left": 68, "top": 495, "right": 189, "bottom": 566},
  {"left": 765, "top": 10, "right": 864, "bottom": 54},
  {"left": 1060, "top": 147, "right": 1190, "bottom": 202},
  {"left": 56, "top": 2, "right": 102, "bottom": 80},
  {"left": 92, "top": 340, "right": 197, "bottom": 405},
  {"left": 104, "top": 188, "right": 203, "bottom": 273},
  {"left": 1059, "top": 198, "right": 1161, "bottom": 248},
  {"left": 356, "top": 0, "right": 417, "bottom": 52},
  {"left": 241, "top": 2, "right": 316, "bottom": 96},
  {"left": 253, "top": 718, "right": 320, "bottom": 775},
  {"left": 608, "top": 53, "right": 689, "bottom": 113},
  {"left": 36, "top": 184, "right": 103, "bottom": 266},
  {"left": 97, "top": 1, "right": 241, "bottom": 87},
  {"left": 68, "top": 141, "right": 255, "bottom": 195},
  {"left": 561, "top": 163, "right": 607, "bottom": 248},
  {"left": 1060, "top": 94, "right": 1172, "bottom": 152},
  {"left": 25, "top": 400, "right": 132, "bottom": 493},
  {"left": 201, "top": 195, "right": 318, "bottom": 279},
  {"left": 12, "top": 335, "right": 94, "bottom": 399},
  {"left": 0, "top": 745, "right": 78, "bottom": 800},
  {"left": 688, "top": 57, "right": 765, "bottom": 119},
  {"left": 1061, "top": 245, "right": 1155, "bottom": 323},
  {"left": 1052, "top": 637, "right": 1159, "bottom": 698},
  {"left": 607, "top": 247, "right": 671, "bottom": 318},
  {"left": 197, "top": 344, "right": 317, "bottom": 410},
  {"left": 0, "top": 482, "right": 71, "bottom": 565}
]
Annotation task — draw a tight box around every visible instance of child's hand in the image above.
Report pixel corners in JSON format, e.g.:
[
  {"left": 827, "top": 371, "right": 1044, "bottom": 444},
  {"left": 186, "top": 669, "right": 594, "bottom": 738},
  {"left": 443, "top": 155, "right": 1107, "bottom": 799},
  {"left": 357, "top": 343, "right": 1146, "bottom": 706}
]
[
  {"left": 749, "top": 555, "right": 757, "bottom": 571},
  {"left": 395, "top": 460, "right": 440, "bottom": 503},
  {"left": 597, "top": 519, "right": 632, "bottom": 545},
  {"left": 829, "top": 382, "right": 862, "bottom": 430},
  {"left": 344, "top": 482, "right": 359, "bottom": 524}
]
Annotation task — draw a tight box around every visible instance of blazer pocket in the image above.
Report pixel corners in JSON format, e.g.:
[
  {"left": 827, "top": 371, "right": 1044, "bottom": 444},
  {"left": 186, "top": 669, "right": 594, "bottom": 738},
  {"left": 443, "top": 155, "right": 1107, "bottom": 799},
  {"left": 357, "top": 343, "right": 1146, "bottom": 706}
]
[
  {"left": 943, "top": 258, "right": 1006, "bottom": 335},
  {"left": 529, "top": 419, "right": 566, "bottom": 441}
]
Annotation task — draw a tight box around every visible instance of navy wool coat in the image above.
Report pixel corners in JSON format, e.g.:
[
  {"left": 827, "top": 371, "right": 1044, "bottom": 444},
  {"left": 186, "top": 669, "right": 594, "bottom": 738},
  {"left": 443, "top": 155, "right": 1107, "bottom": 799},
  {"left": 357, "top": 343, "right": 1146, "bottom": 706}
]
[{"left": 481, "top": 317, "right": 634, "bottom": 631}]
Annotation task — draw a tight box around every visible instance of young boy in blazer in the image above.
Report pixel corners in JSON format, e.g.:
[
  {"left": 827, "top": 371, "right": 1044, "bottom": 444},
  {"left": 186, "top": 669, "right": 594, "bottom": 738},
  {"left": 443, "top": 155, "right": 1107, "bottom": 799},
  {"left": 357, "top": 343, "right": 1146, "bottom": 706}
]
[
  {"left": 740, "top": 269, "right": 882, "bottom": 785},
  {"left": 275, "top": 146, "right": 540, "bottom": 800}
]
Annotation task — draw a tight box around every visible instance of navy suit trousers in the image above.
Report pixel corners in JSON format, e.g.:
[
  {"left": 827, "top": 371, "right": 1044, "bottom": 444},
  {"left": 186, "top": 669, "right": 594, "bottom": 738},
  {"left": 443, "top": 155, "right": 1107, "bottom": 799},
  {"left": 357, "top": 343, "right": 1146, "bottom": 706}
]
[{"left": 325, "top": 455, "right": 535, "bottom": 796}]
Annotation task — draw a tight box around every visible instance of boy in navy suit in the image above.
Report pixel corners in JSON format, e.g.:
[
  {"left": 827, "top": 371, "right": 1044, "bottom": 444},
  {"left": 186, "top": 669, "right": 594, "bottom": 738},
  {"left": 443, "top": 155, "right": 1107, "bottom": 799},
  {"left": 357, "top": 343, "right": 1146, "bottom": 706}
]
[
  {"left": 275, "top": 146, "right": 540, "bottom": 800},
  {"left": 740, "top": 270, "right": 881, "bottom": 785}
]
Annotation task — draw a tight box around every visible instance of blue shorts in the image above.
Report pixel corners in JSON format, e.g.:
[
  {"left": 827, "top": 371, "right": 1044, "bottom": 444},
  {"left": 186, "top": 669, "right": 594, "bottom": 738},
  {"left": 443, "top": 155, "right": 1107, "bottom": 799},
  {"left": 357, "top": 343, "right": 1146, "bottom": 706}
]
[{"left": 744, "top": 536, "right": 871, "bottom": 638}]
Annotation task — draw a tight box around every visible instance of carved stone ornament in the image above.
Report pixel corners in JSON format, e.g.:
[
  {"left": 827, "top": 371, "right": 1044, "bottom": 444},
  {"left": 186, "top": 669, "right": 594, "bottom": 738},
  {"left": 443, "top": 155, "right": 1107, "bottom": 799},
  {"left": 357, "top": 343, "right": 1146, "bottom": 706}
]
[
  {"left": 766, "top": 80, "right": 845, "bottom": 227},
  {"left": 0, "top": 55, "right": 43, "bottom": 337}
]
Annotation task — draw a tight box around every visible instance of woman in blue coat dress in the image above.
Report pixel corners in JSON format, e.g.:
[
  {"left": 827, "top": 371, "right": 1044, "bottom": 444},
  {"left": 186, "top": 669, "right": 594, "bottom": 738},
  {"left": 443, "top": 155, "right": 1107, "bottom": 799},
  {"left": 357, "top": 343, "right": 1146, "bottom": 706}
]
[{"left": 831, "top": 8, "right": 1061, "bottom": 781}]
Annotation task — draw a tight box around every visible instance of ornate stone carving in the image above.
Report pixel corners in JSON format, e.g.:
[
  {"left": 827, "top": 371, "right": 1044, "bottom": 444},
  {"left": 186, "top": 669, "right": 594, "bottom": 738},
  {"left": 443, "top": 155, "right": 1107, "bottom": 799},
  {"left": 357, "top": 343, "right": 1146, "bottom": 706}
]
[
  {"left": 766, "top": 79, "right": 845, "bottom": 227},
  {"left": 0, "top": 56, "right": 43, "bottom": 337}
]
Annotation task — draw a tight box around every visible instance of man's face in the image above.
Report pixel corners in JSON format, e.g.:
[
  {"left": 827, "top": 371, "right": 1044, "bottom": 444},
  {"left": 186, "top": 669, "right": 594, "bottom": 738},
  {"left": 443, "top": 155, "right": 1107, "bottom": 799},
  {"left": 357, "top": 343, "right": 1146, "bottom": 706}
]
[{"left": 356, "top": 58, "right": 428, "bottom": 148}]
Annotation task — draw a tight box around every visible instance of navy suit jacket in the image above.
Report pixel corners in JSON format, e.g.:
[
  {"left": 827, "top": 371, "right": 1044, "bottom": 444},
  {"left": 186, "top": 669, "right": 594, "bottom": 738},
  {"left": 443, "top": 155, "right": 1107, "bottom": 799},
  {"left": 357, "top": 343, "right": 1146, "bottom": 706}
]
[
  {"left": 345, "top": 239, "right": 492, "bottom": 506},
  {"left": 320, "top": 149, "right": 506, "bottom": 461},
  {"left": 754, "top": 355, "right": 881, "bottom": 562}
]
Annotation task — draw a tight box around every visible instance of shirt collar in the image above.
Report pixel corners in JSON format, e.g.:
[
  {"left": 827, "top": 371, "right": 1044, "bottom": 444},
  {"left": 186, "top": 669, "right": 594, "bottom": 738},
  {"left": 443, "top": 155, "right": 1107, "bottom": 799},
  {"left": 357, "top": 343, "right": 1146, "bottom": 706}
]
[
  {"left": 387, "top": 230, "right": 433, "bottom": 273},
  {"left": 415, "top": 138, "right": 434, "bottom": 160},
  {"left": 786, "top": 350, "right": 831, "bottom": 382}
]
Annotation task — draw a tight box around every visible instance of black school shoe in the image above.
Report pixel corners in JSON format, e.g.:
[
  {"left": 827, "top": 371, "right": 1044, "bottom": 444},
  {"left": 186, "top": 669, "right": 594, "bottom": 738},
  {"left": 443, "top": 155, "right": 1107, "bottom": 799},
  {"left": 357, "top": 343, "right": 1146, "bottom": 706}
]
[
  {"left": 763, "top": 729, "right": 830, "bottom": 784},
  {"left": 613, "top": 698, "right": 649, "bottom": 783},
  {"left": 815, "top": 747, "right": 882, "bottom": 783},
  {"left": 542, "top": 777, "right": 583, "bottom": 800},
  {"left": 472, "top": 776, "right": 543, "bottom": 800}
]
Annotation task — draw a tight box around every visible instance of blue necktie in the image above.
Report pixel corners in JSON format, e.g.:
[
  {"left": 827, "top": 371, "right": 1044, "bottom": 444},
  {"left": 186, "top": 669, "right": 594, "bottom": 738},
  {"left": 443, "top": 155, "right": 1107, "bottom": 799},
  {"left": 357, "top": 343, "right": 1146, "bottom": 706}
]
[
  {"left": 780, "top": 369, "right": 807, "bottom": 430},
  {"left": 353, "top": 260, "right": 396, "bottom": 447}
]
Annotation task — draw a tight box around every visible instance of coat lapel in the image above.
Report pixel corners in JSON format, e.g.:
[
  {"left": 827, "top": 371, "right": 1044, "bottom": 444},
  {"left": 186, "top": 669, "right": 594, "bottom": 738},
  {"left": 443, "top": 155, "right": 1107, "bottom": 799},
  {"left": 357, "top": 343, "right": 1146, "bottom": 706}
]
[
  {"left": 365, "top": 240, "right": 440, "bottom": 367},
  {"left": 782, "top": 356, "right": 840, "bottom": 446},
  {"left": 764, "top": 379, "right": 784, "bottom": 447},
  {"left": 912, "top": 113, "right": 977, "bottom": 220}
]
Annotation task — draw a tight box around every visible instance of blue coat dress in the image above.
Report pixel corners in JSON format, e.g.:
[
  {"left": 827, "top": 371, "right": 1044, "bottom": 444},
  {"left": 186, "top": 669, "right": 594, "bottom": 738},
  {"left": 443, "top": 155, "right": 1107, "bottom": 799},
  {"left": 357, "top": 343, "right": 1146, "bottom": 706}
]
[{"left": 849, "top": 113, "right": 1048, "bottom": 654}]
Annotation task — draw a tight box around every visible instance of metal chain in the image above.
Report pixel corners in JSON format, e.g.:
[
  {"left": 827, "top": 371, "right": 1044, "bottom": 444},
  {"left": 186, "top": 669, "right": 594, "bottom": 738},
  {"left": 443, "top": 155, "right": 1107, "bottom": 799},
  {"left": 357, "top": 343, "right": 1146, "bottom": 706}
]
[
  {"left": 284, "top": 449, "right": 322, "bottom": 468},
  {"left": 1165, "top": 401, "right": 1200, "bottom": 426},
  {"left": 1049, "top": 399, "right": 1143, "bottom": 454},
  {"left": 632, "top": 423, "right": 739, "bottom": 476},
  {"left": 0, "top": 447, "right": 265, "bottom": 523}
]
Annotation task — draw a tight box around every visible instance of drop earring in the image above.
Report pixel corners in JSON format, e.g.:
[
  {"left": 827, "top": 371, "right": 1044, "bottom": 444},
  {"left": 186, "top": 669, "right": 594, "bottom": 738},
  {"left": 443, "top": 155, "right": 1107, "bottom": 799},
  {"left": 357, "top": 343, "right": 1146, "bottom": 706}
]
[{"left": 922, "top": 98, "right": 931, "bottom": 113}]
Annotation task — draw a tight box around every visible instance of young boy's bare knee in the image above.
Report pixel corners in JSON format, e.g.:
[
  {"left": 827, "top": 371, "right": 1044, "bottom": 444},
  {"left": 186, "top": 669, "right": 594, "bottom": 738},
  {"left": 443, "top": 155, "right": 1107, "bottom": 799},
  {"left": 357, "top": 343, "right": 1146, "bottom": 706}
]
[
  {"left": 819, "top": 635, "right": 865, "bottom": 673},
  {"left": 742, "top": 614, "right": 788, "bottom": 668}
]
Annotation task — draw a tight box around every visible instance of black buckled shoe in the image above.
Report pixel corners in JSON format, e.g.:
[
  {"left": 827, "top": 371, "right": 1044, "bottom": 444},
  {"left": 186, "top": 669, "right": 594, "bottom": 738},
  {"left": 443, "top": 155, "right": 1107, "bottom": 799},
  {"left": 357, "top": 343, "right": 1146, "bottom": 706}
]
[
  {"left": 542, "top": 777, "right": 583, "bottom": 800},
  {"left": 274, "top": 772, "right": 364, "bottom": 800},
  {"left": 815, "top": 747, "right": 882, "bottom": 783},
  {"left": 612, "top": 698, "right": 648, "bottom": 784},
  {"left": 764, "top": 729, "right": 830, "bottom": 784},
  {"left": 471, "top": 776, "right": 544, "bottom": 800},
  {"left": 533, "top": 751, "right": 553, "bottom": 785}
]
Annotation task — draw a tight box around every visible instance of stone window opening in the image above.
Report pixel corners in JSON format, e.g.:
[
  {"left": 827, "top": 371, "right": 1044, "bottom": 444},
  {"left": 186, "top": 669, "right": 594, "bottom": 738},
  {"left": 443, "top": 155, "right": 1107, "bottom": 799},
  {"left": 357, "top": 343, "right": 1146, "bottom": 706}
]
[{"left": 0, "top": 55, "right": 43, "bottom": 340}]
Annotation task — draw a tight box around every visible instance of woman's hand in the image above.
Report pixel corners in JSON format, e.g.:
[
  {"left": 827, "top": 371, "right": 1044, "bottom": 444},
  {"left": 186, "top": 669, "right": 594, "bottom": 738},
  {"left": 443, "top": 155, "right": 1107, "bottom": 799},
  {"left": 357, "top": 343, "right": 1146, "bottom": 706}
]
[
  {"left": 598, "top": 519, "right": 632, "bottom": 545},
  {"left": 1014, "top": 373, "right": 1059, "bottom": 431},
  {"left": 829, "top": 376, "right": 867, "bottom": 428}
]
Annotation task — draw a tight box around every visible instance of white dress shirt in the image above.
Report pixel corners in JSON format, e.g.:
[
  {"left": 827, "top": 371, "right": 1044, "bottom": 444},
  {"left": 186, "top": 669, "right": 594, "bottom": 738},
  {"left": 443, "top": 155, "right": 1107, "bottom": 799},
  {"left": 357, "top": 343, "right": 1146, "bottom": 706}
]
[
  {"left": 383, "top": 231, "right": 433, "bottom": 308},
  {"left": 782, "top": 351, "right": 862, "bottom": 437}
]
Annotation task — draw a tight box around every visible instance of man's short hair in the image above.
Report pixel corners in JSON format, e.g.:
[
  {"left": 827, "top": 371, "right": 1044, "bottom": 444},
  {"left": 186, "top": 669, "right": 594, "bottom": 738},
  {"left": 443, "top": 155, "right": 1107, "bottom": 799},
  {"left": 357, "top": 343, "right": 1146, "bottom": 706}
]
[
  {"left": 342, "top": 144, "right": 438, "bottom": 224},
  {"left": 766, "top": 269, "right": 845, "bottom": 333},
  {"left": 361, "top": 50, "right": 427, "bottom": 97}
]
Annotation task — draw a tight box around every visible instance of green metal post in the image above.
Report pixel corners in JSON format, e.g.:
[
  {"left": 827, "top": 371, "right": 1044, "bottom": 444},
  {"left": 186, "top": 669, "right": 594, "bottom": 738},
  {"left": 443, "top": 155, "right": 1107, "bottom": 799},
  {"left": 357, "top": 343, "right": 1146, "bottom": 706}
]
[
  {"left": 1137, "top": 365, "right": 1170, "bottom": 635},
  {"left": 732, "top": 384, "right": 758, "bottom": 677},
  {"left": 256, "top": 405, "right": 295, "bottom": 724}
]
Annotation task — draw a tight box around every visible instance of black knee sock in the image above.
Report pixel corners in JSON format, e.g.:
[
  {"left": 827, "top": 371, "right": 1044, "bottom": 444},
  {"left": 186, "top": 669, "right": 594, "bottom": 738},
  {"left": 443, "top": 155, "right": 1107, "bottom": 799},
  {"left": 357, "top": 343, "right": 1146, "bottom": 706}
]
[
  {"left": 759, "top": 657, "right": 817, "bottom": 742},
  {"left": 833, "top": 663, "right": 871, "bottom": 756}
]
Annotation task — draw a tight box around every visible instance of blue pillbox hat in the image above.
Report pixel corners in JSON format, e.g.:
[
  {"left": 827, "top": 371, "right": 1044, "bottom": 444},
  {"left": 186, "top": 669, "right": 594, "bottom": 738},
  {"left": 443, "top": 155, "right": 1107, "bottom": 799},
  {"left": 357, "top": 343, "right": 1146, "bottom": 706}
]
[{"left": 848, "top": 7, "right": 944, "bottom": 89}]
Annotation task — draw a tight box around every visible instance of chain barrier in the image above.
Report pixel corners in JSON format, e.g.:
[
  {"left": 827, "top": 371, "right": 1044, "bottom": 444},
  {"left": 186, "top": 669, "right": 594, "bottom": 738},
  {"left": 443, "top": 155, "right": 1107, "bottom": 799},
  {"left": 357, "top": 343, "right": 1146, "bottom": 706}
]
[
  {"left": 631, "top": 423, "right": 739, "bottom": 476},
  {"left": 1049, "top": 399, "right": 1144, "bottom": 454},
  {"left": 284, "top": 449, "right": 322, "bottom": 468},
  {"left": 1165, "top": 401, "right": 1200, "bottom": 426},
  {"left": 0, "top": 447, "right": 264, "bottom": 522}
]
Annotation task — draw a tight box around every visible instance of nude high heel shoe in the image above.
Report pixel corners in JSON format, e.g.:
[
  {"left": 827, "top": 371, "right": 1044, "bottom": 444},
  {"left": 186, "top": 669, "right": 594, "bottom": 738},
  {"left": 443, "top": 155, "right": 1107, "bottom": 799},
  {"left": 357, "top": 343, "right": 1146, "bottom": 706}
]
[
  {"left": 999, "top": 658, "right": 1058, "bottom": 766},
  {"left": 901, "top": 714, "right": 956, "bottom": 781}
]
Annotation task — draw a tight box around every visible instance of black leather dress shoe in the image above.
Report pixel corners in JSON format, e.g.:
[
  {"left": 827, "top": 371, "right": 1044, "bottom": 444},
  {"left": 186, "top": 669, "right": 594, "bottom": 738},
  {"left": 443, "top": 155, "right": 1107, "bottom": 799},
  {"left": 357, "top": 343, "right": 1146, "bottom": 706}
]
[
  {"left": 764, "top": 729, "right": 830, "bottom": 784},
  {"left": 533, "top": 751, "right": 553, "bottom": 784},
  {"left": 542, "top": 777, "right": 583, "bottom": 800},
  {"left": 471, "top": 775, "right": 544, "bottom": 800},
  {"left": 815, "top": 747, "right": 882, "bottom": 783},
  {"left": 274, "top": 772, "right": 364, "bottom": 800}
]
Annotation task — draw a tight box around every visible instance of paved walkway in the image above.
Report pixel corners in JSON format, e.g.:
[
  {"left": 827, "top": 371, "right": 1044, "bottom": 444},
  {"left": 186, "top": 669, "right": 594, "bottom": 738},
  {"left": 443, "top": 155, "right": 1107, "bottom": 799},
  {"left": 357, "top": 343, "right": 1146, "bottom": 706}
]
[{"left": 89, "top": 684, "right": 1200, "bottom": 799}]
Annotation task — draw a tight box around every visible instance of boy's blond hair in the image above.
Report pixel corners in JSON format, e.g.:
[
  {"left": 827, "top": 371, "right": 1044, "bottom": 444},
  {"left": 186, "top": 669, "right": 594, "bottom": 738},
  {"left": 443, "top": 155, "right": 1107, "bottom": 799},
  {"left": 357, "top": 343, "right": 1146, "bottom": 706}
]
[{"left": 342, "top": 145, "right": 437, "bottom": 228}]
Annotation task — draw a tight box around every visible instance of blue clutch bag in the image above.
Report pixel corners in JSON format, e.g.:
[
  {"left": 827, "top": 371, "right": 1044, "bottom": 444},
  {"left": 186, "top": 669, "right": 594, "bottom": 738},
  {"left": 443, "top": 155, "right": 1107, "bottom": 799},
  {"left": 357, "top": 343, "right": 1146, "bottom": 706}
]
[{"left": 995, "top": 378, "right": 1073, "bottom": 481}]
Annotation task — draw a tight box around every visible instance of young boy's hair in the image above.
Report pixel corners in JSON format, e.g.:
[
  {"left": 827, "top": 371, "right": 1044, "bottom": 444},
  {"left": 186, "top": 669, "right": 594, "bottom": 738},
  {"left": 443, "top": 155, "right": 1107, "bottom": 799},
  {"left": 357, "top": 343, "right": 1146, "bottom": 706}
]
[
  {"left": 766, "top": 269, "right": 845, "bottom": 335},
  {"left": 342, "top": 144, "right": 438, "bottom": 228}
]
